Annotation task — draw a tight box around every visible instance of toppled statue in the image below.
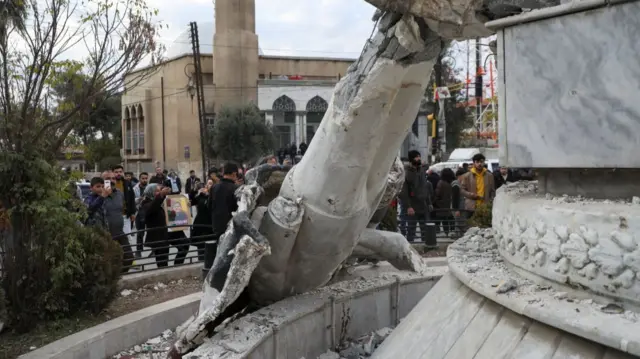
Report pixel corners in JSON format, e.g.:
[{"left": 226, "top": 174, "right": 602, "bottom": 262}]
[{"left": 168, "top": 0, "right": 558, "bottom": 356}]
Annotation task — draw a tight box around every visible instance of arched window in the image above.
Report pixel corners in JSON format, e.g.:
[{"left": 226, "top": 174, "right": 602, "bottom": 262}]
[
  {"left": 272, "top": 95, "right": 296, "bottom": 112},
  {"left": 124, "top": 107, "right": 131, "bottom": 154},
  {"left": 305, "top": 95, "right": 328, "bottom": 113},
  {"left": 137, "top": 104, "right": 145, "bottom": 154},
  {"left": 305, "top": 95, "right": 328, "bottom": 143},
  {"left": 272, "top": 95, "right": 296, "bottom": 148}
]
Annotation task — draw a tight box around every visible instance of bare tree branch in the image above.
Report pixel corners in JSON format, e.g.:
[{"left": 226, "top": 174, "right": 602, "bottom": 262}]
[{"left": 0, "top": 0, "right": 165, "bottom": 154}]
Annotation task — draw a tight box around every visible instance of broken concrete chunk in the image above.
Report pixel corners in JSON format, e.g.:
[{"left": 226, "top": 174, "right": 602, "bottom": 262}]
[
  {"left": 317, "top": 350, "right": 340, "bottom": 359},
  {"left": 496, "top": 279, "right": 518, "bottom": 294}
]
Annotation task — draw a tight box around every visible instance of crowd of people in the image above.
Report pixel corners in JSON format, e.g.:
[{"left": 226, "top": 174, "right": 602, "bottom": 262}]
[
  {"left": 397, "top": 149, "right": 527, "bottom": 246},
  {"left": 76, "top": 148, "right": 528, "bottom": 270},
  {"left": 82, "top": 164, "right": 243, "bottom": 272}
]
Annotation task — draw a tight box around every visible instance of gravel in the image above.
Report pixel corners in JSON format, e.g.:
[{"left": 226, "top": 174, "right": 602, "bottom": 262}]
[
  {"left": 306, "top": 326, "right": 395, "bottom": 359},
  {"left": 112, "top": 329, "right": 175, "bottom": 359}
]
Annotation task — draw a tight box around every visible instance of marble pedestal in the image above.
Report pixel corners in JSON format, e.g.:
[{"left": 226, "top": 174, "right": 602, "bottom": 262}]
[
  {"left": 373, "top": 226, "right": 638, "bottom": 359},
  {"left": 373, "top": 2, "right": 640, "bottom": 358},
  {"left": 489, "top": 0, "right": 640, "bottom": 170}
]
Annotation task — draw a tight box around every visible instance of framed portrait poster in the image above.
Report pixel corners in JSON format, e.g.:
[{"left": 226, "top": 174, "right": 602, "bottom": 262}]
[{"left": 164, "top": 194, "right": 192, "bottom": 232}]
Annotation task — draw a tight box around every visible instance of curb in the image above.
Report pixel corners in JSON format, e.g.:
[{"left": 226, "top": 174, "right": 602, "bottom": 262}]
[
  {"left": 118, "top": 263, "right": 202, "bottom": 290},
  {"left": 20, "top": 264, "right": 447, "bottom": 359},
  {"left": 19, "top": 293, "right": 201, "bottom": 359}
]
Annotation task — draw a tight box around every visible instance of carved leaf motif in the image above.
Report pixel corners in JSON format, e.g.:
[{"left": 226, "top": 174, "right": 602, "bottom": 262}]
[
  {"left": 555, "top": 257, "right": 569, "bottom": 274},
  {"left": 623, "top": 251, "right": 640, "bottom": 273},
  {"left": 517, "top": 226, "right": 536, "bottom": 251},
  {"left": 577, "top": 263, "right": 598, "bottom": 279},
  {"left": 535, "top": 251, "right": 546, "bottom": 266},
  {"left": 588, "top": 238, "right": 625, "bottom": 276},
  {"left": 579, "top": 226, "right": 599, "bottom": 246},
  {"left": 554, "top": 225, "right": 569, "bottom": 242},
  {"left": 507, "top": 241, "right": 516, "bottom": 255},
  {"left": 560, "top": 233, "right": 590, "bottom": 269},
  {"left": 538, "top": 230, "right": 562, "bottom": 262},
  {"left": 525, "top": 228, "right": 541, "bottom": 256},
  {"left": 510, "top": 220, "right": 521, "bottom": 238},
  {"left": 534, "top": 220, "right": 546, "bottom": 236},
  {"left": 518, "top": 216, "right": 527, "bottom": 232},
  {"left": 611, "top": 231, "right": 636, "bottom": 252},
  {"left": 612, "top": 269, "right": 635, "bottom": 289}
]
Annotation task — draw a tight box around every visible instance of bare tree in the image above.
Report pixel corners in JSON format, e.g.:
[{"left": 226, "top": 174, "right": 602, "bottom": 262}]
[
  {"left": 0, "top": 0, "right": 165, "bottom": 330},
  {"left": 0, "top": 0, "right": 165, "bottom": 155}
]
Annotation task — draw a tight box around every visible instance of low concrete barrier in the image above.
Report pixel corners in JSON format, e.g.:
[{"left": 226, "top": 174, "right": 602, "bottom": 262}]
[
  {"left": 191, "top": 266, "right": 448, "bottom": 358},
  {"left": 21, "top": 265, "right": 447, "bottom": 359},
  {"left": 19, "top": 294, "right": 201, "bottom": 359}
]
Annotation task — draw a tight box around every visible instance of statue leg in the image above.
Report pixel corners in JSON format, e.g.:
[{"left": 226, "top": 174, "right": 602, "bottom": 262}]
[
  {"left": 352, "top": 228, "right": 427, "bottom": 273},
  {"left": 168, "top": 211, "right": 271, "bottom": 358}
]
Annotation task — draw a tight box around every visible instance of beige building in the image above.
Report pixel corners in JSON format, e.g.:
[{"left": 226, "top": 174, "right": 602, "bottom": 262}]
[{"left": 120, "top": 0, "right": 354, "bottom": 177}]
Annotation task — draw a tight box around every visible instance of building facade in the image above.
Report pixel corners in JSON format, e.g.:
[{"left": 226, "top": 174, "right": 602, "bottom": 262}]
[{"left": 120, "top": 0, "right": 431, "bottom": 178}]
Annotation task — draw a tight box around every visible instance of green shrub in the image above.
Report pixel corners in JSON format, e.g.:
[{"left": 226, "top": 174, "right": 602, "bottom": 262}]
[
  {"left": 0, "top": 151, "right": 122, "bottom": 332},
  {"left": 468, "top": 202, "right": 492, "bottom": 228},
  {"left": 379, "top": 205, "right": 398, "bottom": 232}
]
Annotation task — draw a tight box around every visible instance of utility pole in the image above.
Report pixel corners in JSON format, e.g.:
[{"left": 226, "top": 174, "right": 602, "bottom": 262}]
[
  {"left": 432, "top": 42, "right": 443, "bottom": 160},
  {"left": 475, "top": 37, "right": 483, "bottom": 138},
  {"left": 435, "top": 40, "right": 447, "bottom": 158},
  {"left": 465, "top": 39, "right": 470, "bottom": 104},
  {"left": 189, "top": 22, "right": 208, "bottom": 180}
]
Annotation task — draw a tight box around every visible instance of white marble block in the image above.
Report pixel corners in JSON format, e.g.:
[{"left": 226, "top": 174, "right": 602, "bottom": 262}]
[{"left": 490, "top": 1, "right": 640, "bottom": 168}]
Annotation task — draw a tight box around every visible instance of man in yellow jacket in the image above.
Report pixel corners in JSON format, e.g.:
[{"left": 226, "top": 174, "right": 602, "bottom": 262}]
[{"left": 460, "top": 153, "right": 496, "bottom": 217}]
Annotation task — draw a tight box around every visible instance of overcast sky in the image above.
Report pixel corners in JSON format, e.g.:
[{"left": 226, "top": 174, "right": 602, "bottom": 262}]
[
  {"left": 149, "top": 0, "right": 495, "bottom": 94},
  {"left": 17, "top": 0, "right": 495, "bottom": 96},
  {"left": 152, "top": 0, "right": 376, "bottom": 59}
]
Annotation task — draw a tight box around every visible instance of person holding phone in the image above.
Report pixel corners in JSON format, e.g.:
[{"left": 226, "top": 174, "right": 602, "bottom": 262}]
[{"left": 100, "top": 170, "right": 134, "bottom": 272}]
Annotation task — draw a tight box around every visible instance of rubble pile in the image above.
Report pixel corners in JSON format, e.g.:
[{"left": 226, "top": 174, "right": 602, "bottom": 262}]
[
  {"left": 310, "top": 326, "right": 395, "bottom": 359},
  {"left": 119, "top": 279, "right": 188, "bottom": 299},
  {"left": 112, "top": 329, "right": 175, "bottom": 359}
]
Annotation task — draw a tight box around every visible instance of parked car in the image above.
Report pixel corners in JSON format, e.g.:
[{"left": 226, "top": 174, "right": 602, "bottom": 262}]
[{"left": 76, "top": 180, "right": 91, "bottom": 200}]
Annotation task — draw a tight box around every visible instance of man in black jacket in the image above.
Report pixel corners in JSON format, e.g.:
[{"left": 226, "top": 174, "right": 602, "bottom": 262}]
[
  {"left": 185, "top": 170, "right": 201, "bottom": 199},
  {"left": 209, "top": 163, "right": 240, "bottom": 241},
  {"left": 398, "top": 150, "right": 434, "bottom": 244},
  {"left": 149, "top": 166, "right": 172, "bottom": 187},
  {"left": 494, "top": 166, "right": 519, "bottom": 190}
]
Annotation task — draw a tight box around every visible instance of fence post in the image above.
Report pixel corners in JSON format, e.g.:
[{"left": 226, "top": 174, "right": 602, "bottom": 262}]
[{"left": 424, "top": 223, "right": 437, "bottom": 248}]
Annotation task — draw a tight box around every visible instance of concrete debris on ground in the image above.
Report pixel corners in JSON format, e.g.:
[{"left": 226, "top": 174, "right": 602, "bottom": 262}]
[
  {"left": 310, "top": 326, "right": 395, "bottom": 359},
  {"left": 115, "top": 325, "right": 396, "bottom": 359},
  {"left": 111, "top": 329, "right": 175, "bottom": 359},
  {"left": 119, "top": 279, "right": 186, "bottom": 299}
]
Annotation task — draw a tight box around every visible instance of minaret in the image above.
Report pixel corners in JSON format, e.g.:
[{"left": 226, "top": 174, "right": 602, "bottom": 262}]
[{"left": 213, "top": 0, "right": 259, "bottom": 109}]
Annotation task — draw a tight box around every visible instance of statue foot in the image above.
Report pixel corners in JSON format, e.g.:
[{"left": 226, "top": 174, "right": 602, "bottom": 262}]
[{"left": 353, "top": 229, "right": 428, "bottom": 273}]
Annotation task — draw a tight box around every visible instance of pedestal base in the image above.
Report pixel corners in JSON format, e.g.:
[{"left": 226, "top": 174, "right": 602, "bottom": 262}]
[
  {"left": 493, "top": 181, "right": 640, "bottom": 308},
  {"left": 372, "top": 231, "right": 640, "bottom": 358}
]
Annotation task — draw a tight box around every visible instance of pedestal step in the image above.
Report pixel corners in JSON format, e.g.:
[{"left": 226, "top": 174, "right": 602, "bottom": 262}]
[{"left": 372, "top": 273, "right": 634, "bottom": 359}]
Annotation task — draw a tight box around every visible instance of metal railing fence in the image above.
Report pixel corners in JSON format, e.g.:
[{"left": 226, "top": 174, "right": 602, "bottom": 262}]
[{"left": 0, "top": 209, "right": 475, "bottom": 276}]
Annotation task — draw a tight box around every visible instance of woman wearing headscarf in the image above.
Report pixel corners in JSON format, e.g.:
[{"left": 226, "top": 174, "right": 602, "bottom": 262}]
[
  {"left": 190, "top": 179, "right": 215, "bottom": 261},
  {"left": 140, "top": 184, "right": 171, "bottom": 267}
]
